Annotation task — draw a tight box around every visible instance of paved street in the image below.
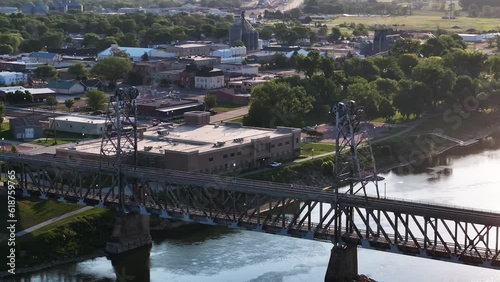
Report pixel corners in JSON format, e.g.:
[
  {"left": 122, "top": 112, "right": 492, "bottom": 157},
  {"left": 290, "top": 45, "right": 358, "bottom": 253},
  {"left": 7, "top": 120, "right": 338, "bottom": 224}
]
[{"left": 210, "top": 106, "right": 249, "bottom": 123}]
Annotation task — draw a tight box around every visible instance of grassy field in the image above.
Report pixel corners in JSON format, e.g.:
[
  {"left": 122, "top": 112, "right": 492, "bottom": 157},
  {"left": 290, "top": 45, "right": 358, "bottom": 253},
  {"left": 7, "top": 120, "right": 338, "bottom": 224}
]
[
  {"left": 30, "top": 138, "right": 71, "bottom": 146},
  {"left": 226, "top": 116, "right": 245, "bottom": 123},
  {"left": 322, "top": 12, "right": 500, "bottom": 32},
  {"left": 17, "top": 199, "right": 83, "bottom": 230},
  {"left": 300, "top": 142, "right": 335, "bottom": 157}
]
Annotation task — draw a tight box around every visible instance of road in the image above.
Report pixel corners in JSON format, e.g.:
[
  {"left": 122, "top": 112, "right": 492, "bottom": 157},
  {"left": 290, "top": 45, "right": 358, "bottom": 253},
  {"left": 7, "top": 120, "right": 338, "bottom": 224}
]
[
  {"left": 210, "top": 106, "right": 249, "bottom": 123},
  {"left": 15, "top": 206, "right": 94, "bottom": 237}
]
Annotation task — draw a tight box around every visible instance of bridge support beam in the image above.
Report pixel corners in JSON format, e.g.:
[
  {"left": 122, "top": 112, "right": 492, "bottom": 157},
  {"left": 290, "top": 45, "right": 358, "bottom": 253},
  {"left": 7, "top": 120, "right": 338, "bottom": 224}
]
[
  {"left": 325, "top": 244, "right": 358, "bottom": 282},
  {"left": 105, "top": 212, "right": 152, "bottom": 254}
]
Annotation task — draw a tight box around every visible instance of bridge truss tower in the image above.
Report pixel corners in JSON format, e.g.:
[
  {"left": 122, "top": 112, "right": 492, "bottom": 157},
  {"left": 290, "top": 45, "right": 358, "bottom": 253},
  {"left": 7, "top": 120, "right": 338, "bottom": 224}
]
[
  {"left": 100, "top": 87, "right": 139, "bottom": 209},
  {"left": 332, "top": 100, "right": 380, "bottom": 245}
]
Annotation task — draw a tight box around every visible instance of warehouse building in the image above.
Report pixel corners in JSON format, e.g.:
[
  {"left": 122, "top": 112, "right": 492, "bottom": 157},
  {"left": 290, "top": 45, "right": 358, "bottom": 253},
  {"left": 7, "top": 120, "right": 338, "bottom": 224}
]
[
  {"left": 0, "top": 72, "right": 27, "bottom": 86},
  {"left": 56, "top": 111, "right": 302, "bottom": 173},
  {"left": 48, "top": 115, "right": 107, "bottom": 135}
]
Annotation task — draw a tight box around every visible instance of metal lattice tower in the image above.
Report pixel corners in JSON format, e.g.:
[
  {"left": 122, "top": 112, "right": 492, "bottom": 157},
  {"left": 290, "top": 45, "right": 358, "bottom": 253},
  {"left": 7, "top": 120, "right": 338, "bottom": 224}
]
[
  {"left": 333, "top": 100, "right": 380, "bottom": 200},
  {"left": 100, "top": 87, "right": 139, "bottom": 209}
]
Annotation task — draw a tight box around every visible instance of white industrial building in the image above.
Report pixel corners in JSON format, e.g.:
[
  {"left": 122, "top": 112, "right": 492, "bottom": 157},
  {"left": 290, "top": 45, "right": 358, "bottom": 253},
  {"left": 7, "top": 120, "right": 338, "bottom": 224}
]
[
  {"left": 48, "top": 115, "right": 107, "bottom": 135},
  {"left": 458, "top": 34, "right": 483, "bottom": 43},
  {"left": 195, "top": 67, "right": 225, "bottom": 90},
  {"left": 0, "top": 72, "right": 27, "bottom": 86},
  {"left": 211, "top": 46, "right": 247, "bottom": 58},
  {"left": 0, "top": 7, "right": 19, "bottom": 14}
]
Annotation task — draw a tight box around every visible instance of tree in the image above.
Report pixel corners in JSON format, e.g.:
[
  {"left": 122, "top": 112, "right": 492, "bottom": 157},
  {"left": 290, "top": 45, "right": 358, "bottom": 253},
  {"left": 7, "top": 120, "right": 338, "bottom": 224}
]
[
  {"left": 485, "top": 37, "right": 496, "bottom": 48},
  {"left": 204, "top": 95, "right": 217, "bottom": 109},
  {"left": 34, "top": 65, "right": 57, "bottom": 83},
  {"left": 330, "top": 27, "right": 342, "bottom": 42},
  {"left": 82, "top": 33, "right": 101, "bottom": 48},
  {"left": 10, "top": 145, "right": 18, "bottom": 153},
  {"left": 243, "top": 81, "right": 313, "bottom": 128},
  {"left": 486, "top": 55, "right": 500, "bottom": 79},
  {"left": 343, "top": 57, "right": 380, "bottom": 82},
  {"left": 295, "top": 51, "right": 321, "bottom": 78},
  {"left": 0, "top": 102, "right": 5, "bottom": 124},
  {"left": 91, "top": 56, "right": 133, "bottom": 83},
  {"left": 443, "top": 49, "right": 487, "bottom": 78},
  {"left": 0, "top": 44, "right": 13, "bottom": 55},
  {"left": 370, "top": 78, "right": 399, "bottom": 99},
  {"left": 346, "top": 82, "right": 382, "bottom": 118},
  {"left": 393, "top": 80, "right": 427, "bottom": 119},
  {"left": 389, "top": 38, "right": 421, "bottom": 56},
  {"left": 232, "top": 40, "right": 244, "bottom": 47},
  {"left": 40, "top": 31, "right": 64, "bottom": 48},
  {"left": 369, "top": 56, "right": 404, "bottom": 81},
  {"left": 64, "top": 99, "right": 75, "bottom": 112},
  {"left": 412, "top": 58, "right": 457, "bottom": 109},
  {"left": 85, "top": 90, "right": 108, "bottom": 111},
  {"left": 46, "top": 96, "right": 58, "bottom": 110},
  {"left": 141, "top": 52, "right": 149, "bottom": 62},
  {"left": 379, "top": 98, "right": 396, "bottom": 121},
  {"left": 68, "top": 63, "right": 89, "bottom": 80},
  {"left": 398, "top": 53, "right": 419, "bottom": 77}
]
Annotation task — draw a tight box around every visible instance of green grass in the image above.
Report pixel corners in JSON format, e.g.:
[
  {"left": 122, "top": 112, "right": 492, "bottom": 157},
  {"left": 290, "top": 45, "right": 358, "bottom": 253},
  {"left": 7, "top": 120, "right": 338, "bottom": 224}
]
[
  {"left": 30, "top": 138, "right": 71, "bottom": 146},
  {"left": 300, "top": 142, "right": 335, "bottom": 157},
  {"left": 0, "top": 122, "right": 13, "bottom": 139},
  {"left": 371, "top": 112, "right": 416, "bottom": 124},
  {"left": 44, "top": 130, "right": 100, "bottom": 140},
  {"left": 322, "top": 12, "right": 500, "bottom": 32},
  {"left": 226, "top": 116, "right": 245, "bottom": 123},
  {"left": 17, "top": 199, "right": 83, "bottom": 230},
  {"left": 25, "top": 207, "right": 109, "bottom": 236},
  {"left": 213, "top": 103, "right": 246, "bottom": 112}
]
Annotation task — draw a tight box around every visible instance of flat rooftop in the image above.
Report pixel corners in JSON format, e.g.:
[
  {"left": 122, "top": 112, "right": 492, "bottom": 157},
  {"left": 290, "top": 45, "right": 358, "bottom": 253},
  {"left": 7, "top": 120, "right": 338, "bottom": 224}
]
[
  {"left": 137, "top": 97, "right": 198, "bottom": 108},
  {"left": 175, "top": 44, "right": 208, "bottom": 48},
  {"left": 51, "top": 115, "right": 106, "bottom": 124},
  {"left": 63, "top": 123, "right": 296, "bottom": 155}
]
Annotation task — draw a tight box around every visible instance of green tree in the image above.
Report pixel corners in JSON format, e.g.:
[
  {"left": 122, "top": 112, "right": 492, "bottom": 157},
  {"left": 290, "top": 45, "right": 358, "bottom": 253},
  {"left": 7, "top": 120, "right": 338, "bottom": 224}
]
[
  {"left": 379, "top": 98, "right": 396, "bottom": 121},
  {"left": 232, "top": 40, "right": 244, "bottom": 47},
  {"left": 83, "top": 33, "right": 101, "bottom": 48},
  {"left": 243, "top": 81, "right": 313, "bottom": 128},
  {"left": 343, "top": 57, "right": 380, "bottom": 82},
  {"left": 34, "top": 65, "right": 57, "bottom": 83},
  {"left": 204, "top": 95, "right": 217, "bottom": 109},
  {"left": 369, "top": 56, "right": 404, "bottom": 81},
  {"left": 46, "top": 96, "right": 58, "bottom": 110},
  {"left": 370, "top": 78, "right": 399, "bottom": 100},
  {"left": 393, "top": 80, "right": 427, "bottom": 119},
  {"left": 330, "top": 27, "right": 342, "bottom": 42},
  {"left": 486, "top": 55, "right": 500, "bottom": 79},
  {"left": 68, "top": 63, "right": 89, "bottom": 80},
  {"left": 398, "top": 53, "right": 419, "bottom": 77},
  {"left": 64, "top": 99, "right": 75, "bottom": 112},
  {"left": 40, "top": 32, "right": 64, "bottom": 48},
  {"left": 0, "top": 102, "right": 5, "bottom": 124},
  {"left": 91, "top": 56, "right": 133, "bottom": 83},
  {"left": 296, "top": 51, "right": 321, "bottom": 78},
  {"left": 346, "top": 82, "right": 382, "bottom": 118},
  {"left": 10, "top": 145, "right": 18, "bottom": 153},
  {"left": 0, "top": 33, "right": 22, "bottom": 51},
  {"left": 389, "top": 38, "right": 421, "bottom": 56},
  {"left": 412, "top": 58, "right": 457, "bottom": 109},
  {"left": 85, "top": 90, "right": 108, "bottom": 111},
  {"left": 0, "top": 44, "right": 14, "bottom": 54},
  {"left": 443, "top": 49, "right": 487, "bottom": 78}
]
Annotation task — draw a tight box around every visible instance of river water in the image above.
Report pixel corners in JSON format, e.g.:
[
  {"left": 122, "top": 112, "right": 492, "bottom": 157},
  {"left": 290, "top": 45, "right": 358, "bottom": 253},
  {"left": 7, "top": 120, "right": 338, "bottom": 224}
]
[{"left": 9, "top": 138, "right": 500, "bottom": 282}]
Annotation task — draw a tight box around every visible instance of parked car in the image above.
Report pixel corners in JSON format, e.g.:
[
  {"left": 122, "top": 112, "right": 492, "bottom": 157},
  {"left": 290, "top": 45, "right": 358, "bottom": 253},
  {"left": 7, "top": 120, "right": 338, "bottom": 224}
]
[{"left": 270, "top": 162, "right": 282, "bottom": 168}]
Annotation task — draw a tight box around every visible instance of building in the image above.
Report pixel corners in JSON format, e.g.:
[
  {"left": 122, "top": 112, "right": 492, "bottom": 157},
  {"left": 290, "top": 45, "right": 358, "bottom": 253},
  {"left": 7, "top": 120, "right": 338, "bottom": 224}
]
[
  {"left": 48, "top": 48, "right": 98, "bottom": 58},
  {"left": 164, "top": 44, "right": 211, "bottom": 57},
  {"left": 47, "top": 80, "right": 85, "bottom": 95},
  {"left": 137, "top": 97, "right": 204, "bottom": 120},
  {"left": 0, "top": 72, "right": 27, "bottom": 86},
  {"left": 179, "top": 64, "right": 200, "bottom": 88},
  {"left": 229, "top": 11, "right": 259, "bottom": 51},
  {"left": 0, "top": 61, "right": 43, "bottom": 72},
  {"left": 194, "top": 66, "right": 225, "bottom": 90},
  {"left": 0, "top": 7, "right": 18, "bottom": 14},
  {"left": 209, "top": 89, "right": 250, "bottom": 105},
  {"left": 0, "top": 86, "right": 56, "bottom": 102},
  {"left": 178, "top": 56, "right": 220, "bottom": 67},
  {"left": 28, "top": 52, "right": 62, "bottom": 64},
  {"left": 458, "top": 34, "right": 484, "bottom": 43},
  {"left": 150, "top": 70, "right": 182, "bottom": 85},
  {"left": 216, "top": 64, "right": 259, "bottom": 76},
  {"left": 81, "top": 79, "right": 105, "bottom": 91},
  {"left": 48, "top": 115, "right": 106, "bottom": 135},
  {"left": 98, "top": 46, "right": 153, "bottom": 62},
  {"left": 10, "top": 115, "right": 45, "bottom": 140},
  {"left": 56, "top": 111, "right": 302, "bottom": 173}
]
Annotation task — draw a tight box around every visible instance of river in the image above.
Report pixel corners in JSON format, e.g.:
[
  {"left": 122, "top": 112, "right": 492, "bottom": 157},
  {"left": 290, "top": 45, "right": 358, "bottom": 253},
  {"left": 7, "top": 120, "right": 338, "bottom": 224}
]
[{"left": 9, "top": 137, "right": 500, "bottom": 282}]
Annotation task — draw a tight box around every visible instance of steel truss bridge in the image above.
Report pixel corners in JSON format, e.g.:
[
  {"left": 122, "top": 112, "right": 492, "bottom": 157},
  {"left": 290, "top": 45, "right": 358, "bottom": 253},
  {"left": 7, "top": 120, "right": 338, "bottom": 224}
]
[{"left": 3, "top": 153, "right": 500, "bottom": 270}]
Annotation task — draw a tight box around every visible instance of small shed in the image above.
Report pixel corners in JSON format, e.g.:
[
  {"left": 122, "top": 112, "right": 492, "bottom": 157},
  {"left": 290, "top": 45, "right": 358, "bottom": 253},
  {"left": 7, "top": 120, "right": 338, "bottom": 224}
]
[{"left": 10, "top": 116, "right": 44, "bottom": 140}]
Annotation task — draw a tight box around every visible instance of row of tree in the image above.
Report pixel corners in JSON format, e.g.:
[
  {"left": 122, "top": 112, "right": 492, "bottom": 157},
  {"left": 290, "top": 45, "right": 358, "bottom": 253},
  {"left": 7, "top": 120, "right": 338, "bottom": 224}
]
[
  {"left": 243, "top": 34, "right": 500, "bottom": 128},
  {"left": 0, "top": 12, "right": 236, "bottom": 53}
]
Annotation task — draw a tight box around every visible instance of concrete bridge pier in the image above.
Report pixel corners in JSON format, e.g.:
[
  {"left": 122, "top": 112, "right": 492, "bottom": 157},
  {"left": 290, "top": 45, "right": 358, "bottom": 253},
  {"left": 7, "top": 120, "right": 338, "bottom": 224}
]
[
  {"left": 324, "top": 244, "right": 358, "bottom": 282},
  {"left": 105, "top": 212, "right": 153, "bottom": 254}
]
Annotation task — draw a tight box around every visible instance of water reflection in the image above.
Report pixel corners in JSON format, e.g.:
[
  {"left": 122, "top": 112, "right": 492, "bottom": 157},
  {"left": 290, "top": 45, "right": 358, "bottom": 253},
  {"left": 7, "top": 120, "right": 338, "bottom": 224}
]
[{"left": 109, "top": 245, "right": 151, "bottom": 282}]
